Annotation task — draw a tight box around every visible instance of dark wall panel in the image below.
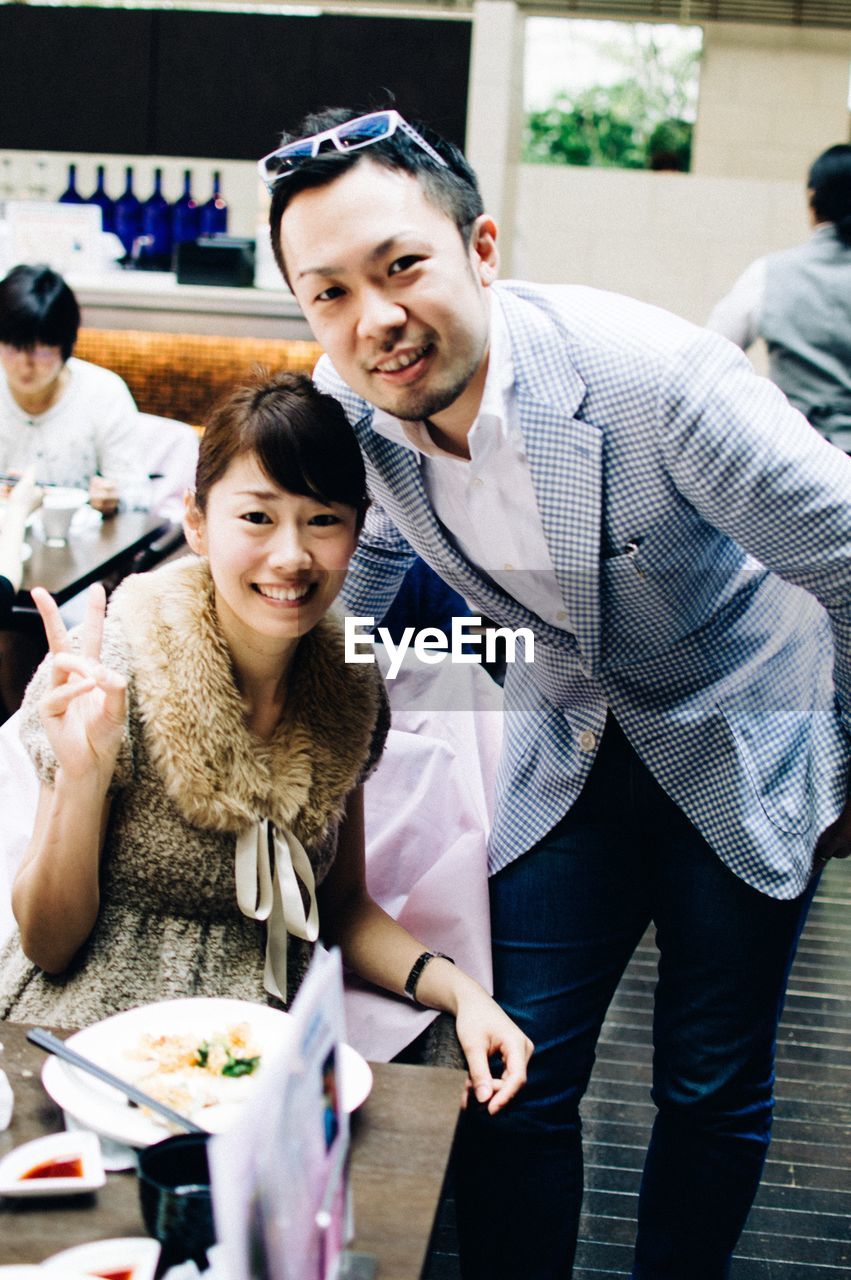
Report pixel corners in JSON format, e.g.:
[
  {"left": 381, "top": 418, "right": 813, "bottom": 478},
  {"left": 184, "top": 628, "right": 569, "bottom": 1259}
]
[
  {"left": 152, "top": 12, "right": 319, "bottom": 161},
  {"left": 0, "top": 7, "right": 470, "bottom": 161},
  {"left": 317, "top": 16, "right": 470, "bottom": 150},
  {"left": 0, "top": 6, "right": 153, "bottom": 154},
  {"left": 152, "top": 12, "right": 470, "bottom": 160}
]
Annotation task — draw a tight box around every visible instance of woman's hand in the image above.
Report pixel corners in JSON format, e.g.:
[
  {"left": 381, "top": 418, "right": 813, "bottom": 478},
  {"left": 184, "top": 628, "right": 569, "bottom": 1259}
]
[
  {"left": 0, "top": 467, "right": 41, "bottom": 592},
  {"left": 453, "top": 983, "right": 534, "bottom": 1115},
  {"left": 31, "top": 583, "right": 127, "bottom": 781},
  {"left": 7, "top": 468, "right": 42, "bottom": 518}
]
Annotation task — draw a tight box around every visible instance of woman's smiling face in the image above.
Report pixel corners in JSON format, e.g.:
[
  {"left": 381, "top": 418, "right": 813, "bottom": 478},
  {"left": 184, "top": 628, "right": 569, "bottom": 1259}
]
[{"left": 184, "top": 452, "right": 359, "bottom": 654}]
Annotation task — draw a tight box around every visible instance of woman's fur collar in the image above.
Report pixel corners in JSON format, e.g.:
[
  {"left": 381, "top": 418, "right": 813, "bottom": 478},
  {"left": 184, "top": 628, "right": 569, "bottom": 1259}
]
[{"left": 107, "top": 556, "right": 380, "bottom": 837}]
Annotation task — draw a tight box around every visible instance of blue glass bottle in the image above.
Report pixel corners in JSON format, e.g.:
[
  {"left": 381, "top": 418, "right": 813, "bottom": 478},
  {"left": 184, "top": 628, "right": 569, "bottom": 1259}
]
[
  {"left": 199, "top": 170, "right": 228, "bottom": 236},
  {"left": 58, "top": 162, "right": 84, "bottom": 204},
  {"left": 171, "top": 169, "right": 199, "bottom": 246},
  {"left": 139, "top": 167, "right": 172, "bottom": 268},
  {"left": 114, "top": 166, "right": 142, "bottom": 257},
  {"left": 87, "top": 164, "right": 115, "bottom": 234}
]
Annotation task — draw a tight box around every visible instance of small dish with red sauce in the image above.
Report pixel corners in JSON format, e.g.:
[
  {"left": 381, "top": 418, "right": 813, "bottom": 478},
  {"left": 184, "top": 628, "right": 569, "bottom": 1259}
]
[
  {"left": 0, "top": 1129, "right": 105, "bottom": 1197},
  {"left": 41, "top": 1237, "right": 160, "bottom": 1280}
]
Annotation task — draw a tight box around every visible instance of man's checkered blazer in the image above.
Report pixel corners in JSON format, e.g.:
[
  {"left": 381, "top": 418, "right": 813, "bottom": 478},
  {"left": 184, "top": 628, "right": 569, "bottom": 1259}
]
[{"left": 316, "top": 281, "right": 851, "bottom": 900}]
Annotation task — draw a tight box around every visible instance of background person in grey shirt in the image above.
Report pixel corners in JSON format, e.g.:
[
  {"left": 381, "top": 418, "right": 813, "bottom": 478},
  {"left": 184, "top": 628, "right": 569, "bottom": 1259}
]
[{"left": 708, "top": 143, "right": 851, "bottom": 453}]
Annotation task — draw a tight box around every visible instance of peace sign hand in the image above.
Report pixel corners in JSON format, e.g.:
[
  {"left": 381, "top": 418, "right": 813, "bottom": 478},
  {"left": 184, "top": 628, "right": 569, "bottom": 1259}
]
[{"left": 31, "top": 583, "right": 127, "bottom": 784}]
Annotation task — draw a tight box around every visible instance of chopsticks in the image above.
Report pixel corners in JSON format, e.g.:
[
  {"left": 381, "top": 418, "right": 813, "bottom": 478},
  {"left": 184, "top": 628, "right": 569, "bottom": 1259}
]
[
  {"left": 27, "top": 1026, "right": 208, "bottom": 1135},
  {"left": 0, "top": 474, "right": 61, "bottom": 490}
]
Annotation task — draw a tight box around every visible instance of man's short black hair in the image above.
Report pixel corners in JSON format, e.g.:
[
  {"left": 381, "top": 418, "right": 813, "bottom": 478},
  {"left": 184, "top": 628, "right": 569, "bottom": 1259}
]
[
  {"left": 267, "top": 105, "right": 484, "bottom": 286},
  {"left": 0, "top": 264, "right": 80, "bottom": 362}
]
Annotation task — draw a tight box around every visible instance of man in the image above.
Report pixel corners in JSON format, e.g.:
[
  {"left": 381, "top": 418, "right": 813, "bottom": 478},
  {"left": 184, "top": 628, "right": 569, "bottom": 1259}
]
[
  {"left": 262, "top": 108, "right": 851, "bottom": 1279},
  {"left": 708, "top": 143, "right": 851, "bottom": 454}
]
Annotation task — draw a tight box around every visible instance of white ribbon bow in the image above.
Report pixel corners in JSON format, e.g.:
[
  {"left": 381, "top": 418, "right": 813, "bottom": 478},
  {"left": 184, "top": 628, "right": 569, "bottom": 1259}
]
[{"left": 235, "top": 819, "right": 319, "bottom": 1002}]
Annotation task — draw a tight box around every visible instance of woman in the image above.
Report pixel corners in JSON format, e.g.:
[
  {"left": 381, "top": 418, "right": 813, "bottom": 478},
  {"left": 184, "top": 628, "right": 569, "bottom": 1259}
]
[
  {"left": 0, "top": 264, "right": 147, "bottom": 513},
  {"left": 0, "top": 370, "right": 531, "bottom": 1113},
  {"left": 708, "top": 143, "right": 851, "bottom": 452}
]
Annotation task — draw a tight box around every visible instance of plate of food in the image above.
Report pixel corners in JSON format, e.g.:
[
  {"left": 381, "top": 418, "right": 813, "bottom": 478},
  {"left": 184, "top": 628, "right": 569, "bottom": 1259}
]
[{"left": 41, "top": 997, "right": 372, "bottom": 1149}]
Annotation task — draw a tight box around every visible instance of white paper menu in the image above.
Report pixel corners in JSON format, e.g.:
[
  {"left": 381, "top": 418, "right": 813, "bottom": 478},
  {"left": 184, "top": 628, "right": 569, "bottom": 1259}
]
[{"left": 210, "top": 946, "right": 352, "bottom": 1280}]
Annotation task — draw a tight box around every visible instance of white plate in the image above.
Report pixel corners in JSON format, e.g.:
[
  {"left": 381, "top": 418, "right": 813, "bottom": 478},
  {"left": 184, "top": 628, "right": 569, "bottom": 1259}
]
[
  {"left": 19, "top": 542, "right": 31, "bottom": 562},
  {"left": 41, "top": 1236, "right": 160, "bottom": 1280},
  {"left": 41, "top": 997, "right": 372, "bottom": 1150},
  {"left": 0, "top": 1129, "right": 104, "bottom": 1198}
]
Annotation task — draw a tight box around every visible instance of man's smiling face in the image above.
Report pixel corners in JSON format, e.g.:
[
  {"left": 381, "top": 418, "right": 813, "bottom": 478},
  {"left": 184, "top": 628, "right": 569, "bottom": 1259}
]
[{"left": 279, "top": 160, "right": 498, "bottom": 437}]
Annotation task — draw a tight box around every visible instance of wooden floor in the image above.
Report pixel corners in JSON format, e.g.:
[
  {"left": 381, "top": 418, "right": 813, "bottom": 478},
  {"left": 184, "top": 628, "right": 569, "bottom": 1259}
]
[{"left": 425, "top": 860, "right": 851, "bottom": 1279}]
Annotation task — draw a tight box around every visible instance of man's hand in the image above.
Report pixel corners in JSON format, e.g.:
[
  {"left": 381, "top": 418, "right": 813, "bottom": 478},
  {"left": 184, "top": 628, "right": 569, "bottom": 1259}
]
[
  {"left": 814, "top": 798, "right": 851, "bottom": 862},
  {"left": 88, "top": 476, "right": 119, "bottom": 516}
]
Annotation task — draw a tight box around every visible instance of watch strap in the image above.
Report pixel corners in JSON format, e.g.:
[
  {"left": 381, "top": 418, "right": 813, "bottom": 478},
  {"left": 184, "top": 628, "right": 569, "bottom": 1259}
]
[{"left": 404, "top": 950, "right": 454, "bottom": 1001}]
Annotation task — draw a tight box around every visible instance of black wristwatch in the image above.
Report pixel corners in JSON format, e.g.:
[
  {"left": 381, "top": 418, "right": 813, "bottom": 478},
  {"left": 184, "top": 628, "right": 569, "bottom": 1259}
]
[{"left": 404, "top": 950, "right": 455, "bottom": 1002}]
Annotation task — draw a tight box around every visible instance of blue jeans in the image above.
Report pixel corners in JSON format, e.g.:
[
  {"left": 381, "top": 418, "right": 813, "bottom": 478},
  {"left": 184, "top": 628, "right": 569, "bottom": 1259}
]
[{"left": 455, "top": 718, "right": 820, "bottom": 1280}]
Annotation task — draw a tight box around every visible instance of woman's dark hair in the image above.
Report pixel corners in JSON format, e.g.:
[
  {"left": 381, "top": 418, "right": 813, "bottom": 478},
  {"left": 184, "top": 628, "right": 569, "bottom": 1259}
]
[
  {"left": 0, "top": 264, "right": 80, "bottom": 361},
  {"left": 195, "top": 369, "right": 369, "bottom": 526},
  {"left": 808, "top": 144, "right": 851, "bottom": 247},
  {"left": 268, "top": 105, "right": 484, "bottom": 285}
]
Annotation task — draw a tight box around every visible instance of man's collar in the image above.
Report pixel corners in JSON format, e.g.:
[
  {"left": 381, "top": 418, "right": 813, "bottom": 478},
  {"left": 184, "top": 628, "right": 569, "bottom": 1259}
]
[{"left": 478, "top": 288, "right": 514, "bottom": 411}]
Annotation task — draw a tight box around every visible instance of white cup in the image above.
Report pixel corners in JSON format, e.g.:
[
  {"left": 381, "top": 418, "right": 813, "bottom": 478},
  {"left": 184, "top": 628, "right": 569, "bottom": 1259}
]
[{"left": 40, "top": 488, "right": 88, "bottom": 547}]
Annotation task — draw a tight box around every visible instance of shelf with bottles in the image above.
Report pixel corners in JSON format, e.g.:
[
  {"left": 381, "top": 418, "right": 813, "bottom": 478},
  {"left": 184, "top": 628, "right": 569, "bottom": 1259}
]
[
  {"left": 46, "top": 161, "right": 232, "bottom": 269},
  {"left": 55, "top": 160, "right": 118, "bottom": 238},
  {"left": 1, "top": 154, "right": 252, "bottom": 250}
]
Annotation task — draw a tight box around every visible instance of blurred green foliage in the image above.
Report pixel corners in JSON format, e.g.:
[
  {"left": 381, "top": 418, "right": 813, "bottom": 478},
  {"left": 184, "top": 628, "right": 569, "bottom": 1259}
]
[
  {"left": 525, "top": 87, "right": 645, "bottom": 169},
  {"left": 524, "top": 87, "right": 694, "bottom": 171},
  {"left": 523, "top": 29, "right": 699, "bottom": 171}
]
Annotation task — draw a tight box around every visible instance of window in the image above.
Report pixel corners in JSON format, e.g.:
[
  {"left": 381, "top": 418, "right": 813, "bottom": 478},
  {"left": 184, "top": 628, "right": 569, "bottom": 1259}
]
[{"left": 524, "top": 19, "right": 703, "bottom": 172}]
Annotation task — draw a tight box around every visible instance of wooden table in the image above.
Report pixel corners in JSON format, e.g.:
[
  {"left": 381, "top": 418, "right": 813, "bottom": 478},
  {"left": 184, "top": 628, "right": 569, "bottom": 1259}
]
[
  {"left": 18, "top": 511, "right": 173, "bottom": 610},
  {"left": 0, "top": 1023, "right": 464, "bottom": 1278},
  {"left": 1, "top": 512, "right": 175, "bottom": 715}
]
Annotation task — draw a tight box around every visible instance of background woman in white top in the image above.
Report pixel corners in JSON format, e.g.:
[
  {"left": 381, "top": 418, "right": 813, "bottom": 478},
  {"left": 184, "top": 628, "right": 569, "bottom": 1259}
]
[{"left": 0, "top": 264, "right": 146, "bottom": 512}]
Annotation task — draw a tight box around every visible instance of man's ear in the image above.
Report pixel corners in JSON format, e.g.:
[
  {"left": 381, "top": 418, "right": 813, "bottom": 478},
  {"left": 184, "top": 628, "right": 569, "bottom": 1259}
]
[
  {"left": 183, "top": 490, "right": 207, "bottom": 555},
  {"left": 469, "top": 215, "right": 499, "bottom": 286}
]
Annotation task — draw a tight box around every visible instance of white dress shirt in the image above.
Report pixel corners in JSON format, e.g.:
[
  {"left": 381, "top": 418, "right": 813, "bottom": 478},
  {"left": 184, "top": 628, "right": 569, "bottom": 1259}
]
[
  {"left": 706, "top": 257, "right": 767, "bottom": 350},
  {"left": 370, "top": 294, "right": 573, "bottom": 632}
]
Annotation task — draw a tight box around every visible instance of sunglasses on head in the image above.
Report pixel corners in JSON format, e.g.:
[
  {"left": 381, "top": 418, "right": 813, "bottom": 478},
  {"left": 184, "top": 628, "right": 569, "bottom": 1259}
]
[{"left": 257, "top": 110, "right": 448, "bottom": 193}]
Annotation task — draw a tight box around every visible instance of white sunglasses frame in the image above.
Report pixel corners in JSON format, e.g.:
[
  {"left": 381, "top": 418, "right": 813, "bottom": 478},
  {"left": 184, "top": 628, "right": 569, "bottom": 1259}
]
[{"left": 257, "top": 110, "right": 448, "bottom": 192}]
